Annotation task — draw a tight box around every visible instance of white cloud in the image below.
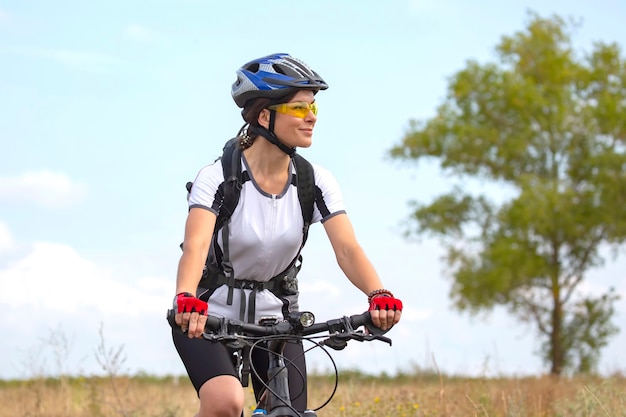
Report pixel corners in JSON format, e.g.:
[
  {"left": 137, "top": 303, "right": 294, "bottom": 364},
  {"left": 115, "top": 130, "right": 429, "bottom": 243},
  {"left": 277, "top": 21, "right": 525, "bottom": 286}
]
[
  {"left": 0, "top": 171, "right": 88, "bottom": 209},
  {"left": 0, "top": 240, "right": 176, "bottom": 379},
  {"left": 125, "top": 23, "right": 160, "bottom": 43},
  {"left": 0, "top": 241, "right": 170, "bottom": 315},
  {"left": 0, "top": 222, "right": 13, "bottom": 252}
]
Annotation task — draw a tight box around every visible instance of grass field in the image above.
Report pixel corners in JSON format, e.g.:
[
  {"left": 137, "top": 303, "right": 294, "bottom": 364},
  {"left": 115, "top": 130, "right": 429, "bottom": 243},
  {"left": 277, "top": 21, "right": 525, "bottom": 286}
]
[{"left": 1, "top": 370, "right": 624, "bottom": 417}]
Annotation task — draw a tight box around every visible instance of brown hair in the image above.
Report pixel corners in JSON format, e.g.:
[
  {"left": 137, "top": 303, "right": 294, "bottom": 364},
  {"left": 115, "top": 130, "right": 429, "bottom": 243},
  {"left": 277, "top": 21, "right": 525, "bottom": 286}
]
[{"left": 241, "top": 97, "right": 272, "bottom": 127}]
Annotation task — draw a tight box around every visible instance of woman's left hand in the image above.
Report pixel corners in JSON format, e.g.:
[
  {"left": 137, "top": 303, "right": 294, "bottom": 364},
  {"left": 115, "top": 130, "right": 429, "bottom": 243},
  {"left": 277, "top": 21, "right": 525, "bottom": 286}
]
[{"left": 368, "top": 296, "right": 403, "bottom": 331}]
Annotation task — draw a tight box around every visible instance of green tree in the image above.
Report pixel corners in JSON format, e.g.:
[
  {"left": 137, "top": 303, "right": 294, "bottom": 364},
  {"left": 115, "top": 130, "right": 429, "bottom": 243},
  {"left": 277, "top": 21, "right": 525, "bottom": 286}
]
[{"left": 389, "top": 12, "right": 624, "bottom": 375}]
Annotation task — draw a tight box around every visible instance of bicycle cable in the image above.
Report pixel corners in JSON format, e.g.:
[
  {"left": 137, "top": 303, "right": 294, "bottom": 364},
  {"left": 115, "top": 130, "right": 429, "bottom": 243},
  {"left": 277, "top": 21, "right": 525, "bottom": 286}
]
[{"left": 246, "top": 333, "right": 341, "bottom": 414}]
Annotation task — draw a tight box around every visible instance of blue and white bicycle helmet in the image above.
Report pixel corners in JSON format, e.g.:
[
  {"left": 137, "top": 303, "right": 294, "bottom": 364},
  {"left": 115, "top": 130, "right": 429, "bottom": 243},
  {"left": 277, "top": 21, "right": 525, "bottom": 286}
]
[{"left": 232, "top": 53, "right": 329, "bottom": 108}]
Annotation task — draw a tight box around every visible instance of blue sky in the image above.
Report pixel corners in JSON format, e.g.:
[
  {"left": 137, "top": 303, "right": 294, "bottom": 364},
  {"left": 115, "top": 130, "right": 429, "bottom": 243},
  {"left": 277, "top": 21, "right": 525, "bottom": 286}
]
[{"left": 1, "top": 0, "right": 625, "bottom": 380}]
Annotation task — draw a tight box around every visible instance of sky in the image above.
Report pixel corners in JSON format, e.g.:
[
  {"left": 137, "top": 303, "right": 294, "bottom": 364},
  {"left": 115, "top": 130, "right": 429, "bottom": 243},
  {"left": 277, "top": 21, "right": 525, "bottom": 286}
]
[{"left": 1, "top": 0, "right": 625, "bottom": 381}]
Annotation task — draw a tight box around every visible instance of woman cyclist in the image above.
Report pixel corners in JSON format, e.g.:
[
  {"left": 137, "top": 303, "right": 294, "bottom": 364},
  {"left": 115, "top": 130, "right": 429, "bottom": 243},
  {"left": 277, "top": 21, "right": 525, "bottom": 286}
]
[{"left": 171, "top": 53, "right": 403, "bottom": 417}]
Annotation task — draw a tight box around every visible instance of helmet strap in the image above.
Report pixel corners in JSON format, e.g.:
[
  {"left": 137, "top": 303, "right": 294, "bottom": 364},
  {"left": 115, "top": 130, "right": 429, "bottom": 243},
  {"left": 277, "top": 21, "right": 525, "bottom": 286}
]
[
  {"left": 249, "top": 111, "right": 296, "bottom": 156},
  {"left": 269, "top": 110, "right": 276, "bottom": 134}
]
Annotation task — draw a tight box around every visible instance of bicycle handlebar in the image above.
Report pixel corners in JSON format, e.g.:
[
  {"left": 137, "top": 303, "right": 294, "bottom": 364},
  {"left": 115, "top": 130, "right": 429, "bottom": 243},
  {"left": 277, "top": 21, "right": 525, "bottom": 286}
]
[{"left": 166, "top": 309, "right": 392, "bottom": 347}]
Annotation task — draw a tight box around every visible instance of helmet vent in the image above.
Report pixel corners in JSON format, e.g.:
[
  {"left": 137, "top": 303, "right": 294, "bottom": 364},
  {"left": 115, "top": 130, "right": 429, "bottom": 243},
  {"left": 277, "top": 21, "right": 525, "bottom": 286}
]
[
  {"left": 272, "top": 64, "right": 286, "bottom": 75},
  {"left": 246, "top": 63, "right": 260, "bottom": 73}
]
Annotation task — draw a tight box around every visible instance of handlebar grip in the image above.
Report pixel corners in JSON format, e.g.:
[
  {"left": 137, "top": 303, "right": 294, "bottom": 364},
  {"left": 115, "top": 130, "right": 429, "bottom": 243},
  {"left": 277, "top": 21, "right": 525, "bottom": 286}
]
[
  {"left": 166, "top": 309, "right": 221, "bottom": 334},
  {"left": 349, "top": 311, "right": 370, "bottom": 328},
  {"left": 205, "top": 315, "right": 221, "bottom": 332},
  {"left": 166, "top": 309, "right": 177, "bottom": 328},
  {"left": 350, "top": 311, "right": 391, "bottom": 336}
]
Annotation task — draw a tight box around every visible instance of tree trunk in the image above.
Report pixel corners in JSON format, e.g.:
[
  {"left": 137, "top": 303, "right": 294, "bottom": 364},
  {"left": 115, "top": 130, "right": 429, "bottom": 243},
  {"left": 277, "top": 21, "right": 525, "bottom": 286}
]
[{"left": 550, "top": 292, "right": 563, "bottom": 375}]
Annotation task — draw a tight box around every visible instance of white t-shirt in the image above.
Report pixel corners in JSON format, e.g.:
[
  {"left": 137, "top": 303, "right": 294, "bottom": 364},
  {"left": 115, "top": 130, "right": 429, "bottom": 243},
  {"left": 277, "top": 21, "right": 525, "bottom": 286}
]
[{"left": 188, "top": 153, "right": 346, "bottom": 322}]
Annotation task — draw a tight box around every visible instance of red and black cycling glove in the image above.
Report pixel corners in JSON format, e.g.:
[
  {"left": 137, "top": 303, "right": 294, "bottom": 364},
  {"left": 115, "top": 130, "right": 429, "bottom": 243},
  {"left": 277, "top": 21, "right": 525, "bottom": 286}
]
[
  {"left": 174, "top": 292, "right": 208, "bottom": 315},
  {"left": 368, "top": 289, "right": 403, "bottom": 312}
]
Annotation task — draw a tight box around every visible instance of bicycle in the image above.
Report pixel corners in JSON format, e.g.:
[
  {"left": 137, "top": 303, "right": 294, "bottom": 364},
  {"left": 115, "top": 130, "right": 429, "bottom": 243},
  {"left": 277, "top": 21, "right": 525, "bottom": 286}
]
[{"left": 167, "top": 309, "right": 393, "bottom": 417}]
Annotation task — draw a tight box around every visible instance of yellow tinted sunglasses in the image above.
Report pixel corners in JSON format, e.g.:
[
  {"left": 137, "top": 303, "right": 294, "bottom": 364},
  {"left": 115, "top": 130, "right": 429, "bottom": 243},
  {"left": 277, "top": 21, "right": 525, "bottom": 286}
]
[{"left": 268, "top": 101, "right": 318, "bottom": 118}]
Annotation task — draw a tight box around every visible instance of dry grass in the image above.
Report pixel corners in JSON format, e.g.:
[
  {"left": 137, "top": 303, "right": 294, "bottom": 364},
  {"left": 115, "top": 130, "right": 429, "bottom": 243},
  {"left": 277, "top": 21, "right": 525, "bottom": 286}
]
[{"left": 1, "top": 371, "right": 625, "bottom": 417}]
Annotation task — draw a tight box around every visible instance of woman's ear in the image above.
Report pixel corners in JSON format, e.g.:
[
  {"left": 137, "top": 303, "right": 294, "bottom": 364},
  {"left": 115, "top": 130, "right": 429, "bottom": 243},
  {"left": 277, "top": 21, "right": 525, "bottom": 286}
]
[{"left": 258, "top": 109, "right": 270, "bottom": 129}]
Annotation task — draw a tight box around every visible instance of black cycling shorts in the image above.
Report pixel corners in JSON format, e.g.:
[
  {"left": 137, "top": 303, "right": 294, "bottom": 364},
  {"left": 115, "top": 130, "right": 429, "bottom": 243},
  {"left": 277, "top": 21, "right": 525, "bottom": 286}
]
[{"left": 172, "top": 329, "right": 308, "bottom": 411}]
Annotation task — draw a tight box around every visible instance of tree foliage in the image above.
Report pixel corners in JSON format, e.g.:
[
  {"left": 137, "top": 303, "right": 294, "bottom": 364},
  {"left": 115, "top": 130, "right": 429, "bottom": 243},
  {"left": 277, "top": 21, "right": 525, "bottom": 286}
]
[{"left": 390, "top": 12, "right": 625, "bottom": 375}]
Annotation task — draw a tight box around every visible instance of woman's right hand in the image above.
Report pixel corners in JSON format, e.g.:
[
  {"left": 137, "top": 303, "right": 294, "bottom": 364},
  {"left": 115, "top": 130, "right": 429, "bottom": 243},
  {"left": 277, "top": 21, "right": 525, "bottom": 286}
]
[{"left": 174, "top": 292, "right": 208, "bottom": 338}]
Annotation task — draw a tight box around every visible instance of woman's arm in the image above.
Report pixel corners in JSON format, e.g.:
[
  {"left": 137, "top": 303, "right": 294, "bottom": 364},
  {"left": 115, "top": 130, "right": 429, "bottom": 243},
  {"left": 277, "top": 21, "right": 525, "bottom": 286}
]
[
  {"left": 323, "top": 213, "right": 402, "bottom": 330},
  {"left": 175, "top": 207, "right": 217, "bottom": 337}
]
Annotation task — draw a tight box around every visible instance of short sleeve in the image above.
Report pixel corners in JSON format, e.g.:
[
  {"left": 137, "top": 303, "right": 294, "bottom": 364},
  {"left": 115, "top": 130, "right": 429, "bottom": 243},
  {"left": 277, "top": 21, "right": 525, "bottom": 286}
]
[
  {"left": 188, "top": 160, "right": 225, "bottom": 214},
  {"left": 311, "top": 163, "right": 346, "bottom": 223}
]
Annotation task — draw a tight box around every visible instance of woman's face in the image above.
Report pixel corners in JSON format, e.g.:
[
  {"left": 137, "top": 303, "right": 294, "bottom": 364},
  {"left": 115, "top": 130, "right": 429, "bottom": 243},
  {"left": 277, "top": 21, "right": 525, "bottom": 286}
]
[{"left": 262, "top": 90, "right": 317, "bottom": 149}]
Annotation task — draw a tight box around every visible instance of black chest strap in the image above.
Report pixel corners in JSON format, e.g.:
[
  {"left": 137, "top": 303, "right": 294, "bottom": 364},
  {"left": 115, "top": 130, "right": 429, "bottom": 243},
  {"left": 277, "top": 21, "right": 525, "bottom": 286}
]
[{"left": 197, "top": 260, "right": 301, "bottom": 323}]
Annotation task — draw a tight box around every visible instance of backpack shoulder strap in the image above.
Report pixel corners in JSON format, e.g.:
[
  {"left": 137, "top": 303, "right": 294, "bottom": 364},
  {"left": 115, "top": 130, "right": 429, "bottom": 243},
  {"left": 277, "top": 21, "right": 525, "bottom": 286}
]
[
  {"left": 196, "top": 138, "right": 243, "bottom": 290},
  {"left": 214, "top": 137, "right": 243, "bottom": 233},
  {"left": 292, "top": 153, "right": 315, "bottom": 241},
  {"left": 180, "top": 138, "right": 242, "bottom": 250}
]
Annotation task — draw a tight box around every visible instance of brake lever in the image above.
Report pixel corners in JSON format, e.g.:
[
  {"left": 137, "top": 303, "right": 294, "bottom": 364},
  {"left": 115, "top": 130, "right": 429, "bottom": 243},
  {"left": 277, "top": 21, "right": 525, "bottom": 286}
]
[
  {"left": 321, "top": 329, "right": 392, "bottom": 350},
  {"left": 201, "top": 333, "right": 250, "bottom": 350},
  {"left": 363, "top": 333, "right": 392, "bottom": 346},
  {"left": 201, "top": 316, "right": 242, "bottom": 345}
]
